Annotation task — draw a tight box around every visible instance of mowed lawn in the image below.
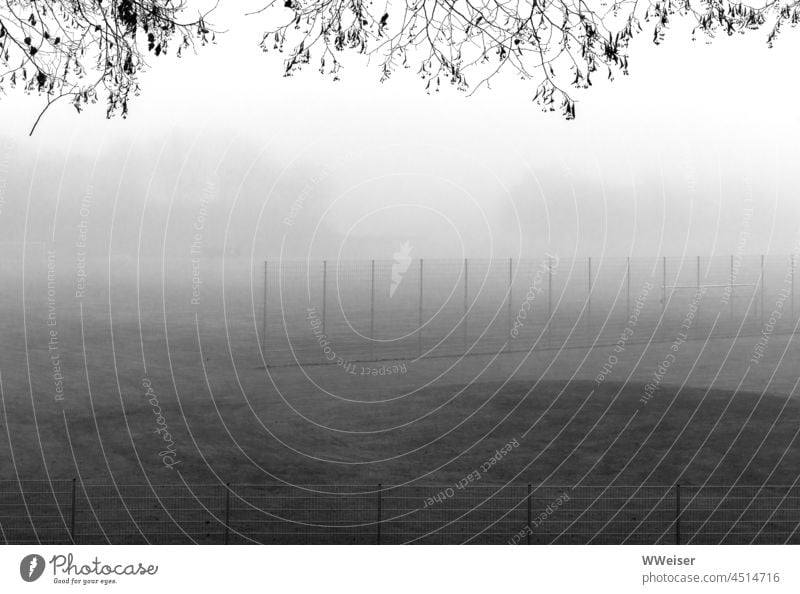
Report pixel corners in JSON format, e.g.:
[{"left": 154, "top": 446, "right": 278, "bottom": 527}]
[
  {"left": 2, "top": 272, "right": 800, "bottom": 489},
  {"left": 3, "top": 362, "right": 799, "bottom": 488},
  {"left": 3, "top": 260, "right": 800, "bottom": 489},
  {"left": 2, "top": 306, "right": 800, "bottom": 543}
]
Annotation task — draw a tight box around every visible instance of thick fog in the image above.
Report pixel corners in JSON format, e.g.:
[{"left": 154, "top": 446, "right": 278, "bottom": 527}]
[{"left": 0, "top": 3, "right": 798, "bottom": 265}]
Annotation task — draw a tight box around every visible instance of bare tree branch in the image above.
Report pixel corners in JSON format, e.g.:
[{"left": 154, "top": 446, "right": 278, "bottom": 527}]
[
  {"left": 254, "top": 0, "right": 800, "bottom": 118},
  {"left": 0, "top": 0, "right": 218, "bottom": 131}
]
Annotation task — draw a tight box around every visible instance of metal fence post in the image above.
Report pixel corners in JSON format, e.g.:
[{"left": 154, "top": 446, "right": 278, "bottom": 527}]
[
  {"left": 463, "top": 258, "right": 468, "bottom": 351},
  {"left": 548, "top": 256, "right": 553, "bottom": 345},
  {"left": 675, "top": 484, "right": 681, "bottom": 545},
  {"left": 730, "top": 255, "right": 735, "bottom": 323},
  {"left": 662, "top": 256, "right": 667, "bottom": 318},
  {"left": 626, "top": 256, "right": 631, "bottom": 316},
  {"left": 696, "top": 256, "right": 701, "bottom": 324},
  {"left": 70, "top": 477, "right": 76, "bottom": 543},
  {"left": 377, "top": 483, "right": 382, "bottom": 545},
  {"left": 322, "top": 260, "right": 327, "bottom": 336},
  {"left": 370, "top": 260, "right": 375, "bottom": 360},
  {"left": 262, "top": 261, "right": 267, "bottom": 351},
  {"left": 508, "top": 257, "right": 513, "bottom": 347},
  {"left": 587, "top": 256, "right": 592, "bottom": 335},
  {"left": 761, "top": 254, "right": 765, "bottom": 326},
  {"left": 418, "top": 259, "right": 424, "bottom": 357},
  {"left": 696, "top": 256, "right": 701, "bottom": 289},
  {"left": 224, "top": 483, "right": 231, "bottom": 545},
  {"left": 789, "top": 254, "right": 794, "bottom": 322},
  {"left": 527, "top": 484, "right": 532, "bottom": 545}
]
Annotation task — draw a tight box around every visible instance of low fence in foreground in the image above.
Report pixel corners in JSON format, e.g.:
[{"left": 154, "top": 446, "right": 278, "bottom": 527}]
[{"left": 2, "top": 482, "right": 799, "bottom": 545}]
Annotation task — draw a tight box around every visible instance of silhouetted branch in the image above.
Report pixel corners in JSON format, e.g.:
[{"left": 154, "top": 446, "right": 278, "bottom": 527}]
[
  {"left": 0, "top": 0, "right": 218, "bottom": 131},
  {"left": 255, "top": 0, "right": 800, "bottom": 118}
]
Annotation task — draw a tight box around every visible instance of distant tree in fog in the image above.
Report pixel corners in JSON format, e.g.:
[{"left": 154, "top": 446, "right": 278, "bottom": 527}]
[
  {"left": 0, "top": 0, "right": 214, "bottom": 133},
  {"left": 256, "top": 0, "right": 800, "bottom": 118}
]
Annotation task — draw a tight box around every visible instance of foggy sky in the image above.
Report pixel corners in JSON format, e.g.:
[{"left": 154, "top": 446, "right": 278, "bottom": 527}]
[{"left": 0, "top": 2, "right": 798, "bottom": 263}]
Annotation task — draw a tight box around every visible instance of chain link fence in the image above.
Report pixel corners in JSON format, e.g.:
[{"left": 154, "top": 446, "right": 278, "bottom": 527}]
[
  {"left": 258, "top": 255, "right": 798, "bottom": 367},
  {"left": 2, "top": 482, "right": 799, "bottom": 545}
]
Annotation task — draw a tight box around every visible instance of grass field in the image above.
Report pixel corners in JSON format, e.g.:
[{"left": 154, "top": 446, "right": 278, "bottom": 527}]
[
  {"left": 2, "top": 257, "right": 800, "bottom": 543},
  {"left": 3, "top": 317, "right": 799, "bottom": 487}
]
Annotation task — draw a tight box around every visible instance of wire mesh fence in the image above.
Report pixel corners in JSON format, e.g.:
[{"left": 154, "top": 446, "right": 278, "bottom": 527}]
[
  {"left": 2, "top": 482, "right": 799, "bottom": 545},
  {"left": 259, "top": 255, "right": 798, "bottom": 367}
]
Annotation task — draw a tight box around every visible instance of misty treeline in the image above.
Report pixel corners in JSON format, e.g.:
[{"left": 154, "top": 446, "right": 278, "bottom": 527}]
[{"left": 1, "top": 0, "right": 798, "bottom": 130}]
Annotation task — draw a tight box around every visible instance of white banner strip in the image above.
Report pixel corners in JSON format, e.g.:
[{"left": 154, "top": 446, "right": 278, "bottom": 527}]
[{"left": 0, "top": 545, "right": 796, "bottom": 593}]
